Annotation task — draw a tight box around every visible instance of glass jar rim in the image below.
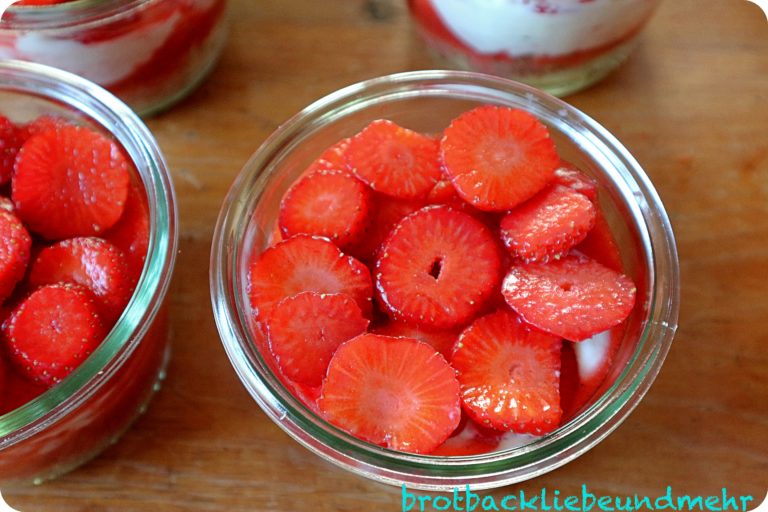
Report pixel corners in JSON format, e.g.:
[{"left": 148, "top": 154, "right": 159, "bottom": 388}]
[
  {"left": 210, "top": 70, "right": 679, "bottom": 490},
  {"left": 3, "top": 0, "right": 151, "bottom": 30},
  {"left": 0, "top": 60, "right": 178, "bottom": 442}
]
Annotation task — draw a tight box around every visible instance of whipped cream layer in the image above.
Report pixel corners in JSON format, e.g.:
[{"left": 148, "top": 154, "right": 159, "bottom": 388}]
[
  {"left": 0, "top": 10, "right": 181, "bottom": 85},
  {"left": 430, "top": 0, "right": 656, "bottom": 56}
]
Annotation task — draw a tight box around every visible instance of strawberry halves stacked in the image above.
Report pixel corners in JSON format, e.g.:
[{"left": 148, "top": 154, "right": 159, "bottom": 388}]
[
  {"left": 248, "top": 105, "right": 638, "bottom": 455},
  {"left": 0, "top": 114, "right": 149, "bottom": 408}
]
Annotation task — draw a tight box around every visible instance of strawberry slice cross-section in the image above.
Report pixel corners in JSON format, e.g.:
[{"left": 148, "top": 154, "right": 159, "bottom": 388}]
[
  {"left": 441, "top": 105, "right": 559, "bottom": 211},
  {"left": 248, "top": 234, "right": 373, "bottom": 319},
  {"left": 451, "top": 310, "right": 563, "bottom": 434},
  {"left": 375, "top": 205, "right": 501, "bottom": 329},
  {"left": 319, "top": 333, "right": 461, "bottom": 454}
]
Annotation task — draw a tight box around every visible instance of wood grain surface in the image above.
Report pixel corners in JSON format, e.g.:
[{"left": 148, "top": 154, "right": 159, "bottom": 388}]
[{"left": 5, "top": 0, "right": 767, "bottom": 510}]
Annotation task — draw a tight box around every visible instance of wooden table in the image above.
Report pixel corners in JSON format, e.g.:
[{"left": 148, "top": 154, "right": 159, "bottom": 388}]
[{"left": 6, "top": 0, "right": 767, "bottom": 509}]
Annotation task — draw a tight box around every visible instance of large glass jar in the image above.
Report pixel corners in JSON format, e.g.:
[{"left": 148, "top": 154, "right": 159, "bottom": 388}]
[
  {"left": 0, "top": 60, "right": 178, "bottom": 486},
  {"left": 0, "top": 0, "right": 229, "bottom": 116},
  {"left": 210, "top": 71, "right": 679, "bottom": 490}
]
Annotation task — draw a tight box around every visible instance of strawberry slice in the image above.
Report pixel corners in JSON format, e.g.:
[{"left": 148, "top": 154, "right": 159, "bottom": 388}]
[
  {"left": 0, "top": 211, "right": 32, "bottom": 303},
  {"left": 375, "top": 205, "right": 501, "bottom": 329},
  {"left": 279, "top": 170, "right": 371, "bottom": 250},
  {"left": 303, "top": 138, "right": 351, "bottom": 176},
  {"left": 451, "top": 310, "right": 563, "bottom": 434},
  {"left": 12, "top": 124, "right": 130, "bottom": 240},
  {"left": 18, "top": 115, "right": 68, "bottom": 141},
  {"left": 103, "top": 182, "right": 150, "bottom": 285},
  {"left": 372, "top": 321, "right": 460, "bottom": 359},
  {"left": 0, "top": 115, "right": 23, "bottom": 185},
  {"left": 441, "top": 105, "right": 559, "bottom": 211},
  {"left": 0, "top": 359, "right": 47, "bottom": 415},
  {"left": 499, "top": 185, "right": 597, "bottom": 263},
  {"left": 574, "top": 212, "right": 623, "bottom": 272},
  {"left": 319, "top": 333, "right": 461, "bottom": 454},
  {"left": 553, "top": 162, "right": 599, "bottom": 202},
  {"left": 248, "top": 235, "right": 373, "bottom": 319},
  {"left": 502, "top": 255, "right": 637, "bottom": 341},
  {"left": 2, "top": 283, "right": 106, "bottom": 387},
  {"left": 345, "top": 120, "right": 442, "bottom": 199},
  {"left": 347, "top": 193, "right": 423, "bottom": 264},
  {"left": 29, "top": 237, "right": 134, "bottom": 324},
  {"left": 266, "top": 292, "right": 370, "bottom": 386}
]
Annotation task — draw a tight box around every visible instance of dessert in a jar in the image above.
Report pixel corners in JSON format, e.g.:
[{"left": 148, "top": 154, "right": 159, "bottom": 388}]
[
  {"left": 0, "top": 0, "right": 229, "bottom": 116},
  {"left": 0, "top": 60, "right": 177, "bottom": 485},
  {"left": 211, "top": 71, "right": 679, "bottom": 489},
  {"left": 408, "top": 0, "right": 660, "bottom": 95}
]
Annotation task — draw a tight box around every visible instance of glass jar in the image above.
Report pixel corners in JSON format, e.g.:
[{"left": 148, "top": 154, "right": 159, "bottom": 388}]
[
  {"left": 408, "top": 0, "right": 661, "bottom": 96},
  {"left": 0, "top": 60, "right": 178, "bottom": 486},
  {"left": 0, "top": 0, "right": 229, "bottom": 116},
  {"left": 210, "top": 70, "right": 679, "bottom": 490}
]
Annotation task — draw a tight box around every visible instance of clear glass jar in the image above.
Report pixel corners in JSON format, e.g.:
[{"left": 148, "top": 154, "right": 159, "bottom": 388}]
[
  {"left": 210, "top": 70, "right": 679, "bottom": 490},
  {"left": 408, "top": 0, "right": 661, "bottom": 96},
  {"left": 0, "top": 0, "right": 229, "bottom": 116},
  {"left": 0, "top": 60, "right": 178, "bottom": 486}
]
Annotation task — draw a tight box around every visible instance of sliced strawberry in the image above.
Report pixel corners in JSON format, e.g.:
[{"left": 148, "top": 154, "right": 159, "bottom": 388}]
[
  {"left": 29, "top": 237, "right": 134, "bottom": 324},
  {"left": 558, "top": 341, "right": 581, "bottom": 417},
  {"left": 103, "top": 182, "right": 149, "bottom": 284},
  {"left": 345, "top": 120, "right": 442, "bottom": 199},
  {"left": 574, "top": 212, "right": 623, "bottom": 272},
  {"left": 451, "top": 310, "right": 563, "bottom": 434},
  {"left": 0, "top": 115, "right": 23, "bottom": 185},
  {"left": 248, "top": 235, "right": 373, "bottom": 319},
  {"left": 0, "top": 210, "right": 32, "bottom": 303},
  {"left": 553, "top": 162, "right": 599, "bottom": 202},
  {"left": 279, "top": 170, "right": 371, "bottom": 250},
  {"left": 18, "top": 115, "right": 68, "bottom": 141},
  {"left": 430, "top": 416, "right": 503, "bottom": 456},
  {"left": 347, "top": 193, "right": 423, "bottom": 264},
  {"left": 499, "top": 185, "right": 597, "bottom": 263},
  {"left": 266, "top": 292, "right": 370, "bottom": 386},
  {"left": 12, "top": 124, "right": 130, "bottom": 240},
  {"left": 0, "top": 360, "right": 47, "bottom": 415},
  {"left": 303, "top": 138, "right": 351, "bottom": 176},
  {"left": 441, "top": 105, "right": 559, "bottom": 211},
  {"left": 372, "top": 321, "right": 460, "bottom": 359},
  {"left": 502, "top": 255, "right": 636, "bottom": 341},
  {"left": 426, "top": 179, "right": 496, "bottom": 223},
  {"left": 2, "top": 283, "right": 106, "bottom": 387},
  {"left": 375, "top": 205, "right": 501, "bottom": 329},
  {"left": 319, "top": 333, "right": 461, "bottom": 454}
]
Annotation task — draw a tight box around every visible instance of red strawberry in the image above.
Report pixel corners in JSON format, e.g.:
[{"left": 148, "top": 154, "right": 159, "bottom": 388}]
[
  {"left": 319, "top": 333, "right": 461, "bottom": 454},
  {"left": 266, "top": 292, "right": 370, "bottom": 386},
  {"left": 0, "top": 210, "right": 32, "bottom": 303},
  {"left": 0, "top": 115, "right": 23, "bottom": 185},
  {"left": 558, "top": 341, "right": 581, "bottom": 417},
  {"left": 372, "top": 321, "right": 460, "bottom": 359},
  {"left": 303, "top": 138, "right": 351, "bottom": 176},
  {"left": 0, "top": 360, "right": 47, "bottom": 415},
  {"left": 499, "top": 185, "right": 597, "bottom": 263},
  {"left": 574, "top": 212, "right": 623, "bottom": 272},
  {"left": 426, "top": 179, "right": 496, "bottom": 223},
  {"left": 375, "top": 205, "right": 501, "bottom": 329},
  {"left": 345, "top": 120, "right": 442, "bottom": 199},
  {"left": 553, "top": 162, "right": 598, "bottom": 202},
  {"left": 18, "top": 114, "right": 68, "bottom": 141},
  {"left": 29, "top": 237, "right": 134, "bottom": 324},
  {"left": 248, "top": 235, "right": 373, "bottom": 319},
  {"left": 451, "top": 310, "right": 563, "bottom": 434},
  {"left": 12, "top": 124, "right": 130, "bottom": 240},
  {"left": 502, "top": 255, "right": 636, "bottom": 341},
  {"left": 279, "top": 170, "right": 371, "bottom": 250},
  {"left": 103, "top": 182, "right": 149, "bottom": 284},
  {"left": 441, "top": 105, "right": 559, "bottom": 211},
  {"left": 2, "top": 283, "right": 106, "bottom": 387},
  {"left": 347, "top": 193, "right": 423, "bottom": 264}
]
